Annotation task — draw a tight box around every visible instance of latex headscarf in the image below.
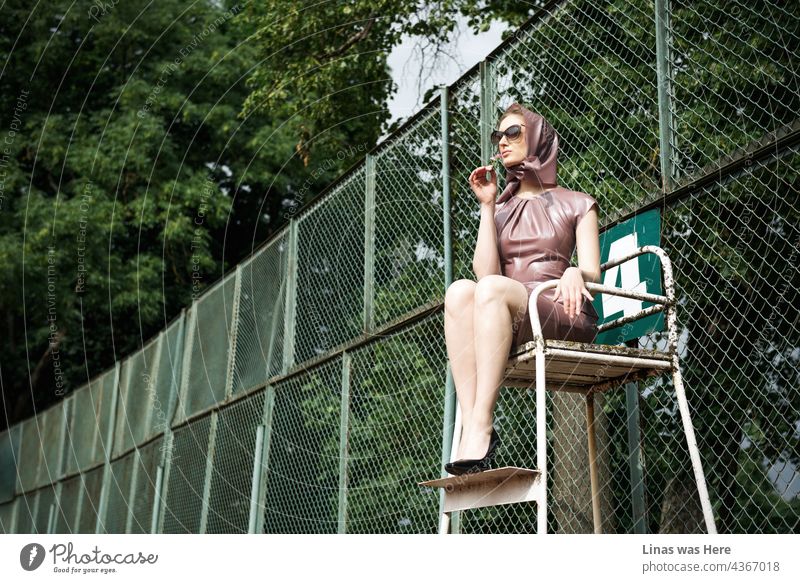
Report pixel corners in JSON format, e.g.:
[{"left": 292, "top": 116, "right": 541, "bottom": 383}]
[{"left": 496, "top": 103, "right": 559, "bottom": 204}]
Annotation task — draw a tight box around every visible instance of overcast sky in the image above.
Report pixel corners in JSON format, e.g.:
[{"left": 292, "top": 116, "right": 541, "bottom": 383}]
[{"left": 380, "top": 15, "right": 510, "bottom": 143}]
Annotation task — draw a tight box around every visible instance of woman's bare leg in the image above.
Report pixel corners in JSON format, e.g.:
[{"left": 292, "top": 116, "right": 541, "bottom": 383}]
[
  {"left": 459, "top": 275, "right": 529, "bottom": 460},
  {"left": 444, "top": 279, "right": 479, "bottom": 459}
]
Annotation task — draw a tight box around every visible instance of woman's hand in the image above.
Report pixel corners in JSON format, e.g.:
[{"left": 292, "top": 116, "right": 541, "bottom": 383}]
[
  {"left": 468, "top": 162, "right": 497, "bottom": 205},
  {"left": 553, "top": 267, "right": 594, "bottom": 320}
]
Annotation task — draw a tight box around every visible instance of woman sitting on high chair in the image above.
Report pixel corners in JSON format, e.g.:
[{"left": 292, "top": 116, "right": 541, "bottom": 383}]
[{"left": 444, "top": 102, "right": 601, "bottom": 476}]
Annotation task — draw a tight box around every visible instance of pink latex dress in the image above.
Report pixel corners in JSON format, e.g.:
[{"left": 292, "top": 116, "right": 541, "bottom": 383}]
[{"left": 494, "top": 186, "right": 600, "bottom": 347}]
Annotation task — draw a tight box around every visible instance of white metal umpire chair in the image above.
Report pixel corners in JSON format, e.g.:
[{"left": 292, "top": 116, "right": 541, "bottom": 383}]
[{"left": 419, "top": 245, "right": 717, "bottom": 535}]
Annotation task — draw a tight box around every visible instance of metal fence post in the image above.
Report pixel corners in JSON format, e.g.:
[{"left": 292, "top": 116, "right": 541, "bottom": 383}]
[
  {"left": 30, "top": 488, "right": 40, "bottom": 533},
  {"left": 363, "top": 154, "right": 376, "bottom": 334},
  {"left": 225, "top": 264, "right": 244, "bottom": 399},
  {"left": 253, "top": 385, "right": 276, "bottom": 533},
  {"left": 480, "top": 58, "right": 496, "bottom": 160},
  {"left": 635, "top": 0, "right": 675, "bottom": 531},
  {"left": 9, "top": 496, "right": 19, "bottom": 534},
  {"left": 282, "top": 219, "right": 299, "bottom": 373},
  {"left": 74, "top": 473, "right": 85, "bottom": 533},
  {"left": 337, "top": 352, "right": 352, "bottom": 533},
  {"left": 142, "top": 329, "right": 166, "bottom": 452},
  {"left": 153, "top": 430, "right": 176, "bottom": 534},
  {"left": 94, "top": 361, "right": 120, "bottom": 533},
  {"left": 655, "top": 0, "right": 676, "bottom": 193},
  {"left": 438, "top": 83, "right": 459, "bottom": 535},
  {"left": 442, "top": 57, "right": 498, "bottom": 535},
  {"left": 198, "top": 411, "right": 219, "bottom": 534},
  {"left": 151, "top": 463, "right": 165, "bottom": 534},
  {"left": 153, "top": 308, "right": 187, "bottom": 533},
  {"left": 5, "top": 423, "right": 22, "bottom": 533},
  {"left": 47, "top": 501, "right": 55, "bottom": 534},
  {"left": 169, "top": 309, "right": 189, "bottom": 430},
  {"left": 125, "top": 448, "right": 140, "bottom": 533},
  {"left": 247, "top": 424, "right": 265, "bottom": 533},
  {"left": 52, "top": 392, "right": 70, "bottom": 533},
  {"left": 623, "top": 348, "right": 648, "bottom": 534}
]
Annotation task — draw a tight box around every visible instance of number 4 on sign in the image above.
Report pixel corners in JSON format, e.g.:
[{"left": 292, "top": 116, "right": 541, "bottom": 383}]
[{"left": 602, "top": 233, "right": 648, "bottom": 318}]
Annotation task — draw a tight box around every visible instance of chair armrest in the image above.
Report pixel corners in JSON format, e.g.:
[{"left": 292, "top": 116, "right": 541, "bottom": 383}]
[{"left": 528, "top": 245, "right": 676, "bottom": 345}]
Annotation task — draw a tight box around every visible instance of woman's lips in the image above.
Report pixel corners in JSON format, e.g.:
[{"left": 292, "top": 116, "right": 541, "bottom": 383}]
[{"left": 501, "top": 151, "right": 511, "bottom": 157}]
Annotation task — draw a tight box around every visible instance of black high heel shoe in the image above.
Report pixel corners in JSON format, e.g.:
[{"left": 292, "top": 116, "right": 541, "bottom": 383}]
[{"left": 444, "top": 427, "right": 501, "bottom": 476}]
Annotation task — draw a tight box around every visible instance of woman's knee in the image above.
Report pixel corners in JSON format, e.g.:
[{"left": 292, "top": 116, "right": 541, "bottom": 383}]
[
  {"left": 474, "top": 275, "right": 524, "bottom": 308},
  {"left": 445, "top": 279, "right": 477, "bottom": 313}
]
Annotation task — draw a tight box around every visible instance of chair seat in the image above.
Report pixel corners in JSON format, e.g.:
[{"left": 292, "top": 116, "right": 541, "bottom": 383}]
[{"left": 504, "top": 339, "right": 673, "bottom": 394}]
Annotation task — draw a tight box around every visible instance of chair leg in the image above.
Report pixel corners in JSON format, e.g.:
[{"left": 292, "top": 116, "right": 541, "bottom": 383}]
[
  {"left": 672, "top": 360, "right": 718, "bottom": 534},
  {"left": 536, "top": 340, "right": 547, "bottom": 535},
  {"left": 586, "top": 391, "right": 602, "bottom": 534}
]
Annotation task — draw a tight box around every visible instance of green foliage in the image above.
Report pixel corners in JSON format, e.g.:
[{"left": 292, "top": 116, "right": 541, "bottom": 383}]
[
  {"left": 238, "top": 0, "right": 532, "bottom": 162},
  {"left": 0, "top": 0, "right": 536, "bottom": 425},
  {"left": 0, "top": 0, "right": 256, "bottom": 412}
]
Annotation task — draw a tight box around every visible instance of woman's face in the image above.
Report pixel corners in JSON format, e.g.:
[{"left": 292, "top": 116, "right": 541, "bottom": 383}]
[{"left": 496, "top": 113, "right": 527, "bottom": 167}]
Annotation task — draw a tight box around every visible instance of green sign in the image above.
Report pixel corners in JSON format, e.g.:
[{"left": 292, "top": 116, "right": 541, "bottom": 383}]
[{"left": 592, "top": 208, "right": 663, "bottom": 345}]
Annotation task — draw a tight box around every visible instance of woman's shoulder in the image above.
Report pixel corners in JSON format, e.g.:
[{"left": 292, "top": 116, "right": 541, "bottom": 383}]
[
  {"left": 551, "top": 187, "right": 599, "bottom": 226},
  {"left": 551, "top": 186, "right": 598, "bottom": 208}
]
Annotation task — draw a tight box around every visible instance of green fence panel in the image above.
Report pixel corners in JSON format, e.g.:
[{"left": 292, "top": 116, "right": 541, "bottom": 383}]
[
  {"left": 161, "top": 416, "right": 213, "bottom": 533},
  {"left": 0, "top": 499, "right": 15, "bottom": 533},
  {"left": 63, "top": 386, "right": 91, "bottom": 477},
  {"left": 76, "top": 465, "right": 104, "bottom": 533},
  {"left": 129, "top": 436, "right": 165, "bottom": 534},
  {"left": 115, "top": 338, "right": 161, "bottom": 457},
  {"left": 150, "top": 319, "right": 184, "bottom": 437},
  {"left": 0, "top": 425, "right": 21, "bottom": 502},
  {"left": 261, "top": 364, "right": 341, "bottom": 533},
  {"left": 294, "top": 171, "right": 366, "bottom": 365},
  {"left": 371, "top": 104, "right": 443, "bottom": 328},
  {"left": 205, "top": 389, "right": 267, "bottom": 533},
  {"left": 63, "top": 367, "right": 117, "bottom": 477},
  {"left": 33, "top": 483, "right": 56, "bottom": 534},
  {"left": 14, "top": 490, "right": 37, "bottom": 534},
  {"left": 17, "top": 418, "right": 43, "bottom": 494},
  {"left": 176, "top": 276, "right": 237, "bottom": 422},
  {"left": 102, "top": 450, "right": 137, "bottom": 533},
  {"left": 231, "top": 234, "right": 290, "bottom": 394},
  {"left": 345, "top": 315, "right": 446, "bottom": 533},
  {"left": 34, "top": 405, "right": 65, "bottom": 491},
  {"left": 53, "top": 474, "right": 82, "bottom": 534},
  {"left": 668, "top": 0, "right": 799, "bottom": 186}
]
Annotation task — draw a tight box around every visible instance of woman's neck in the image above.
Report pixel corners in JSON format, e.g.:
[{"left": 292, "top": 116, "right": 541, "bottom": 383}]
[{"left": 516, "top": 177, "right": 554, "bottom": 198}]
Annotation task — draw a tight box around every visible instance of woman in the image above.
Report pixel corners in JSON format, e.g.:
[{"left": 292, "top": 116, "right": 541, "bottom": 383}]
[{"left": 443, "top": 102, "right": 601, "bottom": 475}]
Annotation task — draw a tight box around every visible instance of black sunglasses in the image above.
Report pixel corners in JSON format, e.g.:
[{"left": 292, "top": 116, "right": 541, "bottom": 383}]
[{"left": 490, "top": 124, "right": 525, "bottom": 146}]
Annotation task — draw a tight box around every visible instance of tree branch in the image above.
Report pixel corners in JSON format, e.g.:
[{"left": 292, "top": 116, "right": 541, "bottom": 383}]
[{"left": 316, "top": 13, "right": 378, "bottom": 61}]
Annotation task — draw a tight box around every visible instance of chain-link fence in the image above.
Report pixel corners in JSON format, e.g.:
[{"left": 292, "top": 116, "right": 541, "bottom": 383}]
[{"left": 1, "top": 0, "right": 797, "bottom": 534}]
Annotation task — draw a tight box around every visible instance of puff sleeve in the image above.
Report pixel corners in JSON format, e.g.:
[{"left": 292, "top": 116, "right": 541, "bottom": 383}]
[{"left": 573, "top": 191, "right": 599, "bottom": 229}]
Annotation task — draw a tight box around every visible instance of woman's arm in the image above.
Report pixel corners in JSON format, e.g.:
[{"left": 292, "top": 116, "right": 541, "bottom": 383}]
[
  {"left": 574, "top": 206, "right": 601, "bottom": 284},
  {"left": 556, "top": 205, "right": 601, "bottom": 318},
  {"left": 472, "top": 201, "right": 501, "bottom": 280}
]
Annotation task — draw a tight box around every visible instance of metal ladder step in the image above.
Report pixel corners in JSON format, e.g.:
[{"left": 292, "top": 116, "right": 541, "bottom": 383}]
[{"left": 419, "top": 466, "right": 542, "bottom": 513}]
